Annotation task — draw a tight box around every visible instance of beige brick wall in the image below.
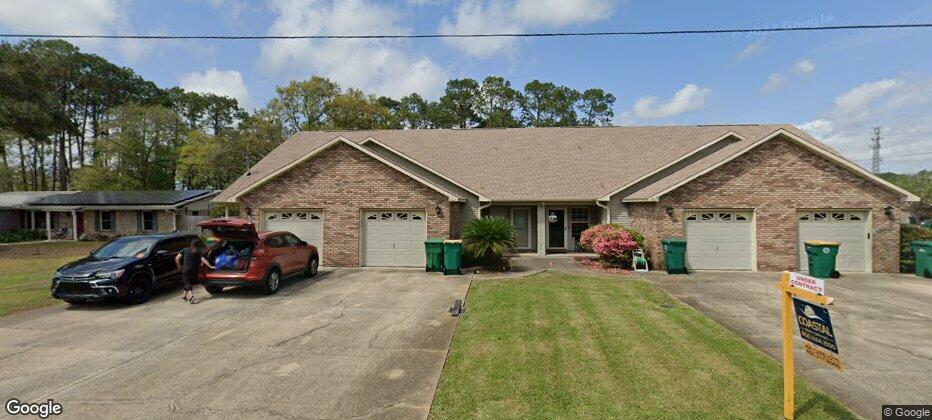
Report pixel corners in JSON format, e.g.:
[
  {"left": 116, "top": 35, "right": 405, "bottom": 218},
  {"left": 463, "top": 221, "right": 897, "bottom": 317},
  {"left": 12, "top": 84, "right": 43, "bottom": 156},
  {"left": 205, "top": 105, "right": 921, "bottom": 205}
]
[
  {"left": 81, "top": 210, "right": 177, "bottom": 238},
  {"left": 238, "top": 142, "right": 455, "bottom": 266},
  {"left": 626, "top": 136, "right": 905, "bottom": 273}
]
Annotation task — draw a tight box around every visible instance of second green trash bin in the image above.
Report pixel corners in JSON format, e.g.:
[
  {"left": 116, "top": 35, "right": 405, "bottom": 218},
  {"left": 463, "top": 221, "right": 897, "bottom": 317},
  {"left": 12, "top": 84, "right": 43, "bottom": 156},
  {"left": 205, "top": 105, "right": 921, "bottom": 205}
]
[
  {"left": 804, "top": 240, "right": 841, "bottom": 278},
  {"left": 912, "top": 240, "right": 932, "bottom": 278},
  {"left": 425, "top": 238, "right": 444, "bottom": 272},
  {"left": 442, "top": 239, "right": 463, "bottom": 275},
  {"left": 661, "top": 237, "right": 688, "bottom": 274}
]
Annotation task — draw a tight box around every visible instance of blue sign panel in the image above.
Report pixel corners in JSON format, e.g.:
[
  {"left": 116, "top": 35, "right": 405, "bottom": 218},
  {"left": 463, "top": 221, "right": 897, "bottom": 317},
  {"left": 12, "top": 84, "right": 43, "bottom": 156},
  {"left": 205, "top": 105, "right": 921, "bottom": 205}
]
[{"left": 792, "top": 297, "right": 838, "bottom": 354}]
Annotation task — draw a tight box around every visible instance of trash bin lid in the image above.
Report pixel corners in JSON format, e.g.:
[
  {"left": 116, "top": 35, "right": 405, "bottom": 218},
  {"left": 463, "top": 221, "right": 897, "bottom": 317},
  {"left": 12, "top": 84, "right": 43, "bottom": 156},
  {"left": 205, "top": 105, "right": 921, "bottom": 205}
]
[
  {"left": 443, "top": 239, "right": 463, "bottom": 243},
  {"left": 805, "top": 240, "right": 840, "bottom": 246},
  {"left": 661, "top": 237, "right": 686, "bottom": 244},
  {"left": 425, "top": 238, "right": 444, "bottom": 244},
  {"left": 913, "top": 240, "right": 932, "bottom": 247}
]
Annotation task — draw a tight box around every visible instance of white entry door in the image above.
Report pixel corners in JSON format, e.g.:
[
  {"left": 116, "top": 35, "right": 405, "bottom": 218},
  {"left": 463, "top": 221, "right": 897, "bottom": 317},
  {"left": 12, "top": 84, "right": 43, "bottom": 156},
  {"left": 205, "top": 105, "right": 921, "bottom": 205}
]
[
  {"left": 362, "top": 210, "right": 427, "bottom": 267},
  {"left": 684, "top": 210, "right": 754, "bottom": 270},
  {"left": 264, "top": 210, "right": 324, "bottom": 264},
  {"left": 797, "top": 211, "right": 870, "bottom": 273}
]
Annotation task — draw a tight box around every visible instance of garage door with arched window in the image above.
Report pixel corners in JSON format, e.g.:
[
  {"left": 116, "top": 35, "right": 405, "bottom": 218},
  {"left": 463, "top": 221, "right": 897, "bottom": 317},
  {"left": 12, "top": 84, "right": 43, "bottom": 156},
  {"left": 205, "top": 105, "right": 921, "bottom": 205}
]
[
  {"left": 263, "top": 211, "right": 324, "bottom": 264},
  {"left": 684, "top": 210, "right": 754, "bottom": 271},
  {"left": 362, "top": 211, "right": 427, "bottom": 267},
  {"left": 797, "top": 211, "right": 870, "bottom": 273}
]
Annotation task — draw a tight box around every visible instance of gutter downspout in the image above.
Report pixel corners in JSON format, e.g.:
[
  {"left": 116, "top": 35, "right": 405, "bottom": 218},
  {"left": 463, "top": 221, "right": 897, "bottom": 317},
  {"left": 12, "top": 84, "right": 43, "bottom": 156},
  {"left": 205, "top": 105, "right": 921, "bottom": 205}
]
[
  {"left": 596, "top": 200, "right": 610, "bottom": 224},
  {"left": 477, "top": 201, "right": 492, "bottom": 218}
]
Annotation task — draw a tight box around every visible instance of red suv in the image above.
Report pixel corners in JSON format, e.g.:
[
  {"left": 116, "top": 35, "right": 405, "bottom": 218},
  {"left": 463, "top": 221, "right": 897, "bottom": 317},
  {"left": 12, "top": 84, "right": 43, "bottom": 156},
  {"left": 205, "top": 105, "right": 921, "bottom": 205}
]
[{"left": 196, "top": 218, "right": 319, "bottom": 295}]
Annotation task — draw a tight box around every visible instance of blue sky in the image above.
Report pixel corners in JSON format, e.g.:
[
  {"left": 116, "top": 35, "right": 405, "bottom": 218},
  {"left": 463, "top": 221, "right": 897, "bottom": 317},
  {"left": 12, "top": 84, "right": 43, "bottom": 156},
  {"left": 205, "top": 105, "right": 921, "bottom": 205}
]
[{"left": 1, "top": 0, "right": 930, "bottom": 172}]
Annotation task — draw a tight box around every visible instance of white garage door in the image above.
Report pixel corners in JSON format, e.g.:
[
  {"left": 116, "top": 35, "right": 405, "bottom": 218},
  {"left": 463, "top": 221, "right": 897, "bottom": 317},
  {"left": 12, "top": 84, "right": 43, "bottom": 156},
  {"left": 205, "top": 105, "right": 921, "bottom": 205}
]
[
  {"left": 684, "top": 211, "right": 754, "bottom": 270},
  {"left": 264, "top": 210, "right": 324, "bottom": 264},
  {"left": 362, "top": 211, "right": 427, "bottom": 267},
  {"left": 798, "top": 211, "right": 870, "bottom": 273}
]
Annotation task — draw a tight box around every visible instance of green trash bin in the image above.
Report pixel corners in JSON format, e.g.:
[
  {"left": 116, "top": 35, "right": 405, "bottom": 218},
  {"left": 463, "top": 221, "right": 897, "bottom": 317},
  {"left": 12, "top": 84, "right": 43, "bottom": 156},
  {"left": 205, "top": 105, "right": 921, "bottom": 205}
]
[
  {"left": 912, "top": 240, "right": 932, "bottom": 278},
  {"left": 804, "top": 240, "right": 841, "bottom": 279},
  {"left": 442, "top": 240, "right": 463, "bottom": 275},
  {"left": 425, "top": 238, "right": 444, "bottom": 272},
  {"left": 661, "top": 237, "right": 688, "bottom": 274}
]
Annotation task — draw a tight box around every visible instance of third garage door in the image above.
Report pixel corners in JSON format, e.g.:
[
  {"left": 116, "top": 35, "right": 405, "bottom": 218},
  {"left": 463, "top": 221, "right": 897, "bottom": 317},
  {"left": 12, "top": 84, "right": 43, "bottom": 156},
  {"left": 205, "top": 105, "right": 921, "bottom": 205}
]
[
  {"left": 362, "top": 210, "right": 427, "bottom": 267},
  {"left": 797, "top": 210, "right": 870, "bottom": 273},
  {"left": 684, "top": 210, "right": 754, "bottom": 270}
]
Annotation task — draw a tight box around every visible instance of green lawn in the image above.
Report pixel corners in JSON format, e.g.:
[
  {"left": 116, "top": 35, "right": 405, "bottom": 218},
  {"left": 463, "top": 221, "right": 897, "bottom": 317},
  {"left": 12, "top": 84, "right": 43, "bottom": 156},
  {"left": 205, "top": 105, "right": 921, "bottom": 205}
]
[
  {"left": 431, "top": 272, "right": 855, "bottom": 419},
  {"left": 0, "top": 241, "right": 103, "bottom": 317}
]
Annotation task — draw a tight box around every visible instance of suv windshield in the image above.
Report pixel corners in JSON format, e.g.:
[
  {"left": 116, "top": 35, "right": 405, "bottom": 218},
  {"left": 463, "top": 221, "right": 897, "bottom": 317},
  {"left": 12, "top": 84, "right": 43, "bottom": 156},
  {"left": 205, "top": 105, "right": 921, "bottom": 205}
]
[{"left": 92, "top": 237, "right": 158, "bottom": 259}]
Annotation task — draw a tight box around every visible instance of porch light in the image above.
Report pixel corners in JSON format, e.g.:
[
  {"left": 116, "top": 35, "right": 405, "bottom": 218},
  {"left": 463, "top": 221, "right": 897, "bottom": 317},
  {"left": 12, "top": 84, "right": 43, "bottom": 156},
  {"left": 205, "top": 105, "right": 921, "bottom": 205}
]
[
  {"left": 884, "top": 205, "right": 894, "bottom": 217},
  {"left": 547, "top": 212, "right": 558, "bottom": 224},
  {"left": 244, "top": 206, "right": 252, "bottom": 216},
  {"left": 436, "top": 205, "right": 444, "bottom": 218},
  {"left": 665, "top": 206, "right": 675, "bottom": 217}
]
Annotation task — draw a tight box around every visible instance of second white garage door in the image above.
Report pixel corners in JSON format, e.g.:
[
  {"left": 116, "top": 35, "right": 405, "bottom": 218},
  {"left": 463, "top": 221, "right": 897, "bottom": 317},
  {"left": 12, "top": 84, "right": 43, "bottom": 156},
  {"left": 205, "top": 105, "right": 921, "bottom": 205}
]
[
  {"left": 798, "top": 211, "right": 870, "bottom": 273},
  {"left": 264, "top": 210, "right": 324, "bottom": 264},
  {"left": 362, "top": 211, "right": 427, "bottom": 267},
  {"left": 684, "top": 210, "right": 754, "bottom": 270}
]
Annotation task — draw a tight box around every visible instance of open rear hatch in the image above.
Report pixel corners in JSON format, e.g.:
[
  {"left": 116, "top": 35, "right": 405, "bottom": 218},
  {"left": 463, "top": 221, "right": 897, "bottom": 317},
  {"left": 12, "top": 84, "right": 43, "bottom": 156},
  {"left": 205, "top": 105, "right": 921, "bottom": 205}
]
[{"left": 196, "top": 217, "right": 258, "bottom": 240}]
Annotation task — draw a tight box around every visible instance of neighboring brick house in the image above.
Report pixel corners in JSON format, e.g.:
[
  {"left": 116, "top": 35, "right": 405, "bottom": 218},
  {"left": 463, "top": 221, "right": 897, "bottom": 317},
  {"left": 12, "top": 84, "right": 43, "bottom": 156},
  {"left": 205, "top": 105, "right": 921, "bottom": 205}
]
[
  {"left": 0, "top": 190, "right": 218, "bottom": 240},
  {"left": 214, "top": 125, "right": 918, "bottom": 272}
]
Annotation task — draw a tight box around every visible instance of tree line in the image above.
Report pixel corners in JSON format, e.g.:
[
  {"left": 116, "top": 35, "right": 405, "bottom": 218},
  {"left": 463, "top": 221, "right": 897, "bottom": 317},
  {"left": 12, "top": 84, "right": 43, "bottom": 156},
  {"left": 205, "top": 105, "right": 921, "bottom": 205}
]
[{"left": 0, "top": 39, "right": 616, "bottom": 193}]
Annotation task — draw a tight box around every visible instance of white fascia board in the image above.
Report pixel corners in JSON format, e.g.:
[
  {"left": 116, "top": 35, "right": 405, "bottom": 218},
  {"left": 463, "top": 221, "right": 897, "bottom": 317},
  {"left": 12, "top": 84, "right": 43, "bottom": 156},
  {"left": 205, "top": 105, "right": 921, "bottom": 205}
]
[
  {"left": 627, "top": 128, "right": 921, "bottom": 203},
  {"left": 599, "top": 131, "right": 745, "bottom": 201},
  {"left": 360, "top": 137, "right": 489, "bottom": 201},
  {"left": 229, "top": 136, "right": 462, "bottom": 202}
]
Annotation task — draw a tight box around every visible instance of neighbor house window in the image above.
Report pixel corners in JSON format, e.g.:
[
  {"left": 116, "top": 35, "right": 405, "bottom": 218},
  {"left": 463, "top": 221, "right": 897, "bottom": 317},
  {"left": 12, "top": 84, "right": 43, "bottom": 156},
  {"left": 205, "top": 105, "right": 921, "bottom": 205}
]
[
  {"left": 141, "top": 211, "right": 156, "bottom": 231},
  {"left": 98, "top": 211, "right": 115, "bottom": 231}
]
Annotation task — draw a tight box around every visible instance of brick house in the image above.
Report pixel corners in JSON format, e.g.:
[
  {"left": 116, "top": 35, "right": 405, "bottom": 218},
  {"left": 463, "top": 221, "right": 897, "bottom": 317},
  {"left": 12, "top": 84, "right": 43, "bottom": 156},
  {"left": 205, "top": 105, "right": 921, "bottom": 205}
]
[
  {"left": 0, "top": 190, "right": 218, "bottom": 240},
  {"left": 213, "top": 125, "right": 918, "bottom": 272}
]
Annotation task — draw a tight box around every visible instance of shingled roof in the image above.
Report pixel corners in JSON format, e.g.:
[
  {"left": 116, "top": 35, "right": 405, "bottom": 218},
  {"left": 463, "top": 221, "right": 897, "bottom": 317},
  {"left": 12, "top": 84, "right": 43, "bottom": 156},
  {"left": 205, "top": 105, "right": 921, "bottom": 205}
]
[{"left": 215, "top": 125, "right": 915, "bottom": 203}]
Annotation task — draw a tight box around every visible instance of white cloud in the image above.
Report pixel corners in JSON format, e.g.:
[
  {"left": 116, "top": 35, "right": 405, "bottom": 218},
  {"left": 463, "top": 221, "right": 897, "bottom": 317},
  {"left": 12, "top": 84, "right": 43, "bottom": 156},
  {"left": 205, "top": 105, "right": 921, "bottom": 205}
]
[
  {"left": 205, "top": 0, "right": 249, "bottom": 23},
  {"left": 438, "top": 0, "right": 522, "bottom": 59},
  {"left": 260, "top": 0, "right": 447, "bottom": 99},
  {"left": 438, "top": 0, "right": 616, "bottom": 58},
  {"left": 738, "top": 40, "right": 764, "bottom": 61},
  {"left": 761, "top": 73, "right": 786, "bottom": 92},
  {"left": 0, "top": 0, "right": 122, "bottom": 35},
  {"left": 632, "top": 84, "right": 711, "bottom": 119},
  {"left": 512, "top": 0, "right": 614, "bottom": 27},
  {"left": 798, "top": 77, "right": 932, "bottom": 172},
  {"left": 180, "top": 68, "right": 251, "bottom": 108},
  {"left": 794, "top": 59, "right": 816, "bottom": 76}
]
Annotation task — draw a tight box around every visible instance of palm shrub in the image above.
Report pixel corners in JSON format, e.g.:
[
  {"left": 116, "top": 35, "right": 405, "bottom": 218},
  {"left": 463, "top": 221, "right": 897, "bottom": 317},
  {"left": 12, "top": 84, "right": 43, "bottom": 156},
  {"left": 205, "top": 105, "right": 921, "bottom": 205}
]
[{"left": 462, "top": 217, "right": 516, "bottom": 270}]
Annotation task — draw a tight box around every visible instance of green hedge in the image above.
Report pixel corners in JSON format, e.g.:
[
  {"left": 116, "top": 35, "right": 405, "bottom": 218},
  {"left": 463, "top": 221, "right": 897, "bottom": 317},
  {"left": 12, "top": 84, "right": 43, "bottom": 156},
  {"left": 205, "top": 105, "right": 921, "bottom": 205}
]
[
  {"left": 0, "top": 229, "right": 47, "bottom": 243},
  {"left": 901, "top": 224, "right": 932, "bottom": 273}
]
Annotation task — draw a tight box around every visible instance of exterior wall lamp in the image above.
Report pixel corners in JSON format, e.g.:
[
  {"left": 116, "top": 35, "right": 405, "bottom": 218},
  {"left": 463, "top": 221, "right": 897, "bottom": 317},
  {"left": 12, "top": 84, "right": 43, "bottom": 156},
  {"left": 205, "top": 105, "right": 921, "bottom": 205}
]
[
  {"left": 436, "top": 205, "right": 444, "bottom": 218},
  {"left": 665, "top": 206, "right": 675, "bottom": 217},
  {"left": 884, "top": 205, "right": 894, "bottom": 218},
  {"left": 547, "top": 212, "right": 558, "bottom": 224}
]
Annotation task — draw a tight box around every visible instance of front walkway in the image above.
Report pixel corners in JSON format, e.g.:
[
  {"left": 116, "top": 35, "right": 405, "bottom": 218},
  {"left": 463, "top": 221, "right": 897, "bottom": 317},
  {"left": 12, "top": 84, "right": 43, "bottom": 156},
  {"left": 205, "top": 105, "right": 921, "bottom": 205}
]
[{"left": 641, "top": 270, "right": 932, "bottom": 420}]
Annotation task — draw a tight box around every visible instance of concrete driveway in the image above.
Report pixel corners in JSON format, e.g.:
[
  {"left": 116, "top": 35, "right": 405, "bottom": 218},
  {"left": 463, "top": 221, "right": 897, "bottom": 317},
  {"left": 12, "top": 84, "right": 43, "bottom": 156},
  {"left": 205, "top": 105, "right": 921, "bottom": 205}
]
[
  {"left": 0, "top": 268, "right": 470, "bottom": 419},
  {"left": 643, "top": 270, "right": 932, "bottom": 420}
]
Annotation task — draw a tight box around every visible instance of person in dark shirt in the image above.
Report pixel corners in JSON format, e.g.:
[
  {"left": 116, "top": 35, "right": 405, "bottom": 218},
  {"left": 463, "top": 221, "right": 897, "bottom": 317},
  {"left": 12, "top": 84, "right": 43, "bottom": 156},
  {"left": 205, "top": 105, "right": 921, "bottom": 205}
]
[{"left": 175, "top": 238, "right": 214, "bottom": 304}]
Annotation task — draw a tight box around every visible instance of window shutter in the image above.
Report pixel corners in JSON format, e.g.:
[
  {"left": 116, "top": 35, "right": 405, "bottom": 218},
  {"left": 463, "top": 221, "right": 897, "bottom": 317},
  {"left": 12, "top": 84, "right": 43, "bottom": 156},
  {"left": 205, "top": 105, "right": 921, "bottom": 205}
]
[
  {"left": 153, "top": 212, "right": 159, "bottom": 231},
  {"left": 136, "top": 211, "right": 142, "bottom": 231},
  {"left": 95, "top": 211, "right": 101, "bottom": 231}
]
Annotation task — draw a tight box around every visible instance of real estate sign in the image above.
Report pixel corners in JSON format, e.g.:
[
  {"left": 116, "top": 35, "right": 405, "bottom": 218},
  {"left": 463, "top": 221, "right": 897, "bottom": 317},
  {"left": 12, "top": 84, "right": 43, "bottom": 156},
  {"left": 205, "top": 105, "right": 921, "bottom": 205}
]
[
  {"left": 789, "top": 272, "right": 826, "bottom": 295},
  {"left": 792, "top": 297, "right": 838, "bottom": 353}
]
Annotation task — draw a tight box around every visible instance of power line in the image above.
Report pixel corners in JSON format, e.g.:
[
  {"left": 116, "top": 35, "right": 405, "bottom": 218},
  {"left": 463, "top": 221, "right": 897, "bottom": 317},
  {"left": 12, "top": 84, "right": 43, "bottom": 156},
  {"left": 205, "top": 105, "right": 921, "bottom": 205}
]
[
  {"left": 855, "top": 151, "right": 932, "bottom": 162},
  {"left": 1, "top": 23, "right": 931, "bottom": 40}
]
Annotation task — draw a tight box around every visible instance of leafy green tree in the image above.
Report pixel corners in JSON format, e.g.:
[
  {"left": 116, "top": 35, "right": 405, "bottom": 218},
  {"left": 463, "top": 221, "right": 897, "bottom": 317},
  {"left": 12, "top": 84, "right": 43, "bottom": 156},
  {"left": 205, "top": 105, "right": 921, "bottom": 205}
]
[
  {"left": 265, "top": 76, "right": 340, "bottom": 135},
  {"left": 326, "top": 89, "right": 392, "bottom": 130},
  {"left": 476, "top": 76, "right": 520, "bottom": 128},
  {"left": 519, "top": 80, "right": 579, "bottom": 127},
  {"left": 577, "top": 88, "right": 616, "bottom": 126},
  {"left": 438, "top": 78, "right": 481, "bottom": 129},
  {"left": 394, "top": 93, "right": 433, "bottom": 129}
]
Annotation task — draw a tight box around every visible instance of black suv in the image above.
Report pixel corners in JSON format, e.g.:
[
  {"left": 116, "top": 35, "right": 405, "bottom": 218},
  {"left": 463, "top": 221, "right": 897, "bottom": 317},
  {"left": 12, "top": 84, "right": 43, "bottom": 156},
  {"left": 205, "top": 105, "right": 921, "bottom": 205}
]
[{"left": 51, "top": 233, "right": 198, "bottom": 304}]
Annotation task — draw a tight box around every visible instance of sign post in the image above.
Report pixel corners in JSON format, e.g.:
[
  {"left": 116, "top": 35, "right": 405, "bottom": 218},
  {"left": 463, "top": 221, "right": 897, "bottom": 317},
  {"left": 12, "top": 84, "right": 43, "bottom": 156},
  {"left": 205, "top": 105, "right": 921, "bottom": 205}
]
[{"left": 776, "top": 271, "right": 836, "bottom": 420}]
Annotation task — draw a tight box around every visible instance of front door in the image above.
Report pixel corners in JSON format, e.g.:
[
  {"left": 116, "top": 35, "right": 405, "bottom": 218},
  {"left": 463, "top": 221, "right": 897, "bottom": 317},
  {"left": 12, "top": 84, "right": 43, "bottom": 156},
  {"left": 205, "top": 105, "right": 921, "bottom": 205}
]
[
  {"left": 512, "top": 209, "right": 530, "bottom": 249},
  {"left": 547, "top": 209, "right": 566, "bottom": 249}
]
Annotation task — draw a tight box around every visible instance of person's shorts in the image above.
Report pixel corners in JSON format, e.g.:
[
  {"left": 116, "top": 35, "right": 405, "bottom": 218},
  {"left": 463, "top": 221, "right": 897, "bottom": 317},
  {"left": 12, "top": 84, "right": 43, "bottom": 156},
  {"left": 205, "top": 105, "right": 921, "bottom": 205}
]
[{"left": 182, "top": 271, "right": 200, "bottom": 291}]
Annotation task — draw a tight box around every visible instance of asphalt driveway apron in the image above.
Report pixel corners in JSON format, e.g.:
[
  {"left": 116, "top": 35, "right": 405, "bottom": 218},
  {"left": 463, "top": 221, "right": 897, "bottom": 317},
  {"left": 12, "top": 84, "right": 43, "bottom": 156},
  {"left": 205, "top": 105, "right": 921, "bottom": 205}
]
[
  {"left": 0, "top": 268, "right": 470, "bottom": 419},
  {"left": 644, "top": 271, "right": 932, "bottom": 420}
]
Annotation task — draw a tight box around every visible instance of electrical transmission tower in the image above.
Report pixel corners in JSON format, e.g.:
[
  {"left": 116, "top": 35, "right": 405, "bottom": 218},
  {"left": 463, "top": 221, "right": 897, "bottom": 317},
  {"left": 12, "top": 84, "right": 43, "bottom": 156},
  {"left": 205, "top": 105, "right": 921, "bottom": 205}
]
[{"left": 870, "top": 126, "right": 882, "bottom": 173}]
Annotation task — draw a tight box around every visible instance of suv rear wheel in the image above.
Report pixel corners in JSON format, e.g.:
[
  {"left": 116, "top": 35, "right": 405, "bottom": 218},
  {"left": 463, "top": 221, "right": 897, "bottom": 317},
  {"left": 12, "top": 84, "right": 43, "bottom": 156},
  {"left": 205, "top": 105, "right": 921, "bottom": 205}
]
[{"left": 262, "top": 268, "right": 281, "bottom": 295}]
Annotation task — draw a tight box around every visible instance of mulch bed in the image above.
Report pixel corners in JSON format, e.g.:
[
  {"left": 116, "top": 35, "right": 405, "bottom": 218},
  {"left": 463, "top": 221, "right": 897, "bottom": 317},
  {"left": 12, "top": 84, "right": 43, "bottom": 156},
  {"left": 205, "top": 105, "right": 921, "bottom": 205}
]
[{"left": 573, "top": 256, "right": 637, "bottom": 275}]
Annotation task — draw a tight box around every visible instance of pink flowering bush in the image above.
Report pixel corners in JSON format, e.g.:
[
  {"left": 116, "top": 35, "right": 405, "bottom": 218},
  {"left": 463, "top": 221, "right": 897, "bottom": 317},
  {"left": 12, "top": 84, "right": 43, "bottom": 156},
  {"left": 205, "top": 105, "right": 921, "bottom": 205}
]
[{"left": 579, "top": 223, "right": 646, "bottom": 267}]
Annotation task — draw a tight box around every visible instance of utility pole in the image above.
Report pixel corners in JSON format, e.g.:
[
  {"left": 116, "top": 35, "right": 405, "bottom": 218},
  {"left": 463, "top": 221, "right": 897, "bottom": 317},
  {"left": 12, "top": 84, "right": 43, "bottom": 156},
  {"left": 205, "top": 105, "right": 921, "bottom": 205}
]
[{"left": 870, "top": 126, "right": 882, "bottom": 174}]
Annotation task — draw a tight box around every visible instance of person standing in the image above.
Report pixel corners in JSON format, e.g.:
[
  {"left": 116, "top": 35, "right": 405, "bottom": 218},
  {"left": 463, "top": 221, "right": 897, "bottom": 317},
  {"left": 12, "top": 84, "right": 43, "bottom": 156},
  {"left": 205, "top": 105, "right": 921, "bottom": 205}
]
[{"left": 175, "top": 238, "right": 215, "bottom": 304}]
